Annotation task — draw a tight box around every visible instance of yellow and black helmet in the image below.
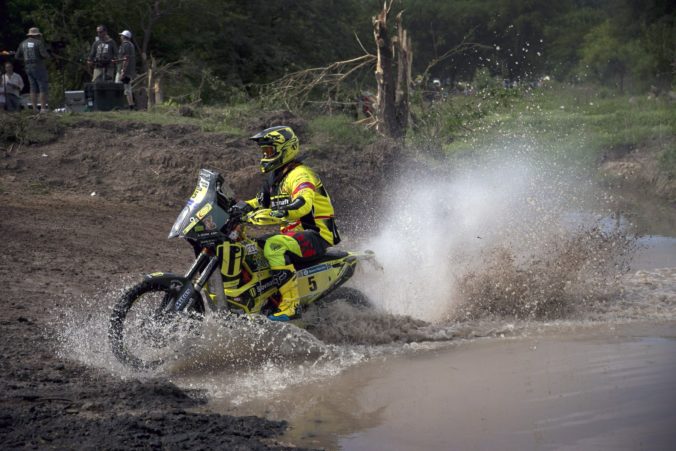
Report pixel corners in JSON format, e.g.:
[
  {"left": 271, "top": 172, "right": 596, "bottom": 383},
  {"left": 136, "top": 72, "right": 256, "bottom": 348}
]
[{"left": 250, "top": 125, "right": 300, "bottom": 173}]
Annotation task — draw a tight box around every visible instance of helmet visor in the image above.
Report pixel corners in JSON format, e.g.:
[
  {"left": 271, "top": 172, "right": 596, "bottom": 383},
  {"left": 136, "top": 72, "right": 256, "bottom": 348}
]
[{"left": 261, "top": 145, "right": 276, "bottom": 158}]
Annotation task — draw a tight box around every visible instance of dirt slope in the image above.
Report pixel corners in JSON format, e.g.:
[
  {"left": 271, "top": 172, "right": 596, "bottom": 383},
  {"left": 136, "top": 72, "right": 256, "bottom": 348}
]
[{"left": 0, "top": 115, "right": 393, "bottom": 449}]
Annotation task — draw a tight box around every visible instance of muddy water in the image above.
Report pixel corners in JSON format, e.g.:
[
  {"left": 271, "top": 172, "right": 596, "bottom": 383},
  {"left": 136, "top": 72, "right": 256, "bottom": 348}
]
[
  {"left": 182, "top": 235, "right": 676, "bottom": 451},
  {"left": 197, "top": 322, "right": 676, "bottom": 451},
  {"left": 633, "top": 235, "right": 676, "bottom": 270}
]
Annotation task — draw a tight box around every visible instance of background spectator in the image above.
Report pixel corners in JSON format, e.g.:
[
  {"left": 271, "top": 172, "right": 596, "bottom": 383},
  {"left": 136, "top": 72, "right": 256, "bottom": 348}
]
[
  {"left": 88, "top": 25, "right": 117, "bottom": 82},
  {"left": 115, "top": 30, "right": 136, "bottom": 109},
  {"left": 1, "top": 61, "right": 25, "bottom": 111},
  {"left": 15, "top": 27, "right": 49, "bottom": 112}
]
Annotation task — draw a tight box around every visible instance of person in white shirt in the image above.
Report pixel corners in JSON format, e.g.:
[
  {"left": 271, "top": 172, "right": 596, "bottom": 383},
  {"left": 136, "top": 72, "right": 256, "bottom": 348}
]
[{"left": 1, "top": 62, "right": 25, "bottom": 112}]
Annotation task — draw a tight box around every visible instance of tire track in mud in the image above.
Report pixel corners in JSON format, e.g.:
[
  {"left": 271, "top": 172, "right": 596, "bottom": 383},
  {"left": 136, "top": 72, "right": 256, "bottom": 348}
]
[{"left": 0, "top": 194, "right": 309, "bottom": 449}]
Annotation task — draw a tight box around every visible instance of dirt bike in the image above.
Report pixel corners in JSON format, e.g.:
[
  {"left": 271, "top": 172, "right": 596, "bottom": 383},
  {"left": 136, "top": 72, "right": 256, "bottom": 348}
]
[{"left": 109, "top": 168, "right": 376, "bottom": 370}]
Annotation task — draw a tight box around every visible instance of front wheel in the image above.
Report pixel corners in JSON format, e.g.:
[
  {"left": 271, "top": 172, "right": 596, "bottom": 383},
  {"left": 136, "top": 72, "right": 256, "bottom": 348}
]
[{"left": 109, "top": 278, "right": 204, "bottom": 370}]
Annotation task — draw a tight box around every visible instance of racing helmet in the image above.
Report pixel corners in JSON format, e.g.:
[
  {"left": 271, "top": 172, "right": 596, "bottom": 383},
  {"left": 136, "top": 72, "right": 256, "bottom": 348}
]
[{"left": 250, "top": 125, "right": 299, "bottom": 173}]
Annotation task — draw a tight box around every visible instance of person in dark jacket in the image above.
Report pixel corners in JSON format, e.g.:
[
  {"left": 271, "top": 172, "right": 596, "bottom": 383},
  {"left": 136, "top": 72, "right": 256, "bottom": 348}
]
[
  {"left": 87, "top": 25, "right": 117, "bottom": 82},
  {"left": 15, "top": 27, "right": 49, "bottom": 112}
]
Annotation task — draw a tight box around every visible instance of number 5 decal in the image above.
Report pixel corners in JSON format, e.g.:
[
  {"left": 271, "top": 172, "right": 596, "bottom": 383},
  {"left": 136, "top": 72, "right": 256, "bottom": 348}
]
[{"left": 308, "top": 276, "right": 318, "bottom": 291}]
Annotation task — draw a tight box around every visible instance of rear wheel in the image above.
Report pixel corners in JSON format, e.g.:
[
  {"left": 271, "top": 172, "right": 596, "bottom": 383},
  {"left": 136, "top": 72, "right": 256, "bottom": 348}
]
[{"left": 109, "top": 280, "right": 204, "bottom": 370}]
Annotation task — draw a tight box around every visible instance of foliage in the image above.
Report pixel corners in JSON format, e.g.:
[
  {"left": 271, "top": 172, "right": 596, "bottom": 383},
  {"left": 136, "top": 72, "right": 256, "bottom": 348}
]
[
  {"left": 577, "top": 21, "right": 652, "bottom": 92},
  {"left": 1, "top": 0, "right": 672, "bottom": 109},
  {"left": 439, "top": 84, "right": 675, "bottom": 174},
  {"left": 307, "top": 114, "right": 375, "bottom": 148},
  {"left": 0, "top": 111, "right": 63, "bottom": 145},
  {"left": 407, "top": 68, "right": 524, "bottom": 153}
]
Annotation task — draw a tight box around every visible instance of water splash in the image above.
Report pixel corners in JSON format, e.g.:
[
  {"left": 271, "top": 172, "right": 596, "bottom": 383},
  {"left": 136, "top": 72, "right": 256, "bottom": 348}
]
[{"left": 351, "top": 146, "right": 633, "bottom": 323}]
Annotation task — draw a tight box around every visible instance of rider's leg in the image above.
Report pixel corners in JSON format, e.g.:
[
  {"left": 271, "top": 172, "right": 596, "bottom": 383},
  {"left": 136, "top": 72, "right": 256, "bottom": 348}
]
[
  {"left": 270, "top": 264, "right": 300, "bottom": 321},
  {"left": 263, "top": 234, "right": 303, "bottom": 321}
]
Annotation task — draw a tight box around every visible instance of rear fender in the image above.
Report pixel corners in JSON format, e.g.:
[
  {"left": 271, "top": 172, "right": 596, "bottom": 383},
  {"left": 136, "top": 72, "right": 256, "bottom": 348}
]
[{"left": 297, "top": 252, "right": 369, "bottom": 303}]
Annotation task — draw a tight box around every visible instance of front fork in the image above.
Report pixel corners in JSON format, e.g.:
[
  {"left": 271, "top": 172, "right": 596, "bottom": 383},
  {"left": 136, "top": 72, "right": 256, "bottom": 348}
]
[{"left": 174, "top": 249, "right": 220, "bottom": 312}]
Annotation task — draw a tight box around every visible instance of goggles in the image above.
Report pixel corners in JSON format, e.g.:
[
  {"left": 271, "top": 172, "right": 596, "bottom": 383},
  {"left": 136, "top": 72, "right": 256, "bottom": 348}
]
[{"left": 261, "top": 145, "right": 276, "bottom": 158}]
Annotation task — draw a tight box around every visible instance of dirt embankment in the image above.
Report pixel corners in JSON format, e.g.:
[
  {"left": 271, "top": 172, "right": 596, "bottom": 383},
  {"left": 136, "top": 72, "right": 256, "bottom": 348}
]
[
  {"left": 0, "top": 112, "right": 394, "bottom": 449},
  {"left": 599, "top": 140, "right": 676, "bottom": 205},
  {"left": 1, "top": 112, "right": 393, "bottom": 226}
]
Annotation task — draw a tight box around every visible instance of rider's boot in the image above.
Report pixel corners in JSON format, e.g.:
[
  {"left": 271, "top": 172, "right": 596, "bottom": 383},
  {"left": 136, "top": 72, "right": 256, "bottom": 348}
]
[{"left": 268, "top": 264, "right": 300, "bottom": 322}]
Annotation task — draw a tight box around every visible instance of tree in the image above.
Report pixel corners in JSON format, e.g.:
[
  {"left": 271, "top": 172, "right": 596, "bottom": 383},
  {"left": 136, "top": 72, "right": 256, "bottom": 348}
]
[
  {"left": 578, "top": 20, "right": 652, "bottom": 91},
  {"left": 372, "top": 3, "right": 412, "bottom": 139}
]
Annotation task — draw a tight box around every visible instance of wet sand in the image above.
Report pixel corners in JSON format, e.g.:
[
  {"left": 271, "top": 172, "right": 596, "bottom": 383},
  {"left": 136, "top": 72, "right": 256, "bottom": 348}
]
[{"left": 207, "top": 321, "right": 676, "bottom": 450}]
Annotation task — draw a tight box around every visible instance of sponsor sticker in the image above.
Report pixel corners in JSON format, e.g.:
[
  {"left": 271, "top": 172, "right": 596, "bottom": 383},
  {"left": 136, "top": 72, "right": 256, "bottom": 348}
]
[
  {"left": 196, "top": 203, "right": 212, "bottom": 220},
  {"left": 244, "top": 243, "right": 258, "bottom": 255},
  {"left": 300, "top": 264, "right": 330, "bottom": 277},
  {"left": 256, "top": 278, "right": 277, "bottom": 294},
  {"left": 203, "top": 215, "right": 217, "bottom": 231}
]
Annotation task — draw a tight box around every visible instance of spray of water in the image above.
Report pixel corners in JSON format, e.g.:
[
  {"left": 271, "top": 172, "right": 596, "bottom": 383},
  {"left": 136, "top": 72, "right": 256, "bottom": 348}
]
[{"left": 351, "top": 141, "right": 632, "bottom": 323}]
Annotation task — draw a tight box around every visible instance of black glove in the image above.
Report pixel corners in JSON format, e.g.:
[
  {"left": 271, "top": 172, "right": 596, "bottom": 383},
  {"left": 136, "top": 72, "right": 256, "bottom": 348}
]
[{"left": 228, "top": 200, "right": 253, "bottom": 218}]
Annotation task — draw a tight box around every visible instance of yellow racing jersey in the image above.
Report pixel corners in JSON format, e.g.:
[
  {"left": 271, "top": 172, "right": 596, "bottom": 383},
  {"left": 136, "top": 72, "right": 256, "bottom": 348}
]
[{"left": 246, "top": 162, "right": 340, "bottom": 246}]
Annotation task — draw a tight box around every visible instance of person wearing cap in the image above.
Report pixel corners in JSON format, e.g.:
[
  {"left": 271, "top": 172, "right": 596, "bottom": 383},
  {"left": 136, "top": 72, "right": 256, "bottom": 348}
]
[
  {"left": 15, "top": 27, "right": 49, "bottom": 112},
  {"left": 87, "top": 25, "right": 117, "bottom": 82},
  {"left": 115, "top": 30, "right": 136, "bottom": 109}
]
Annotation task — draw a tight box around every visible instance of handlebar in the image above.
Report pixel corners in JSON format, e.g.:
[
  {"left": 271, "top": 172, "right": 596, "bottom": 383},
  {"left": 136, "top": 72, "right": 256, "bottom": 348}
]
[{"left": 244, "top": 209, "right": 285, "bottom": 227}]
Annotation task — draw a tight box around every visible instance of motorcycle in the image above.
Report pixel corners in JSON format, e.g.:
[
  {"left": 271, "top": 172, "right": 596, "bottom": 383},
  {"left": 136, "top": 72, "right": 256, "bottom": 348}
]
[{"left": 109, "top": 169, "right": 376, "bottom": 370}]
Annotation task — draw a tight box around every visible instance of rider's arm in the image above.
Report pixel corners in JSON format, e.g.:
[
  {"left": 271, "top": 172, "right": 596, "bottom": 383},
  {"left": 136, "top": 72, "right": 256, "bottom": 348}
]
[
  {"left": 285, "top": 186, "right": 314, "bottom": 219},
  {"left": 282, "top": 170, "right": 317, "bottom": 219}
]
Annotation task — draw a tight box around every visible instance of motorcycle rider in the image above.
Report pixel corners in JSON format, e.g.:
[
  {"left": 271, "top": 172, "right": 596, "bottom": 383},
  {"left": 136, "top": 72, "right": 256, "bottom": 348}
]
[{"left": 230, "top": 125, "right": 340, "bottom": 321}]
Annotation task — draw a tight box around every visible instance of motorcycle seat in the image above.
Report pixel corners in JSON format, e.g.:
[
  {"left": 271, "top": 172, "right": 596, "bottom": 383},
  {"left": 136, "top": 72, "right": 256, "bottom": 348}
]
[{"left": 292, "top": 249, "right": 349, "bottom": 270}]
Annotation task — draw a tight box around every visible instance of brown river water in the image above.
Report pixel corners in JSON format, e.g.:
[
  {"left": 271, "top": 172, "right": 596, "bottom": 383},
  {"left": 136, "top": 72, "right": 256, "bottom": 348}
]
[
  {"left": 172, "top": 237, "right": 675, "bottom": 451},
  {"left": 205, "top": 322, "right": 676, "bottom": 451}
]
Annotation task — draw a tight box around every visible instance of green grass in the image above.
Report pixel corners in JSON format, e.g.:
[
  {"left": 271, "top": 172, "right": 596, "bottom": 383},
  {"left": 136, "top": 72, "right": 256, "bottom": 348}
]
[
  {"left": 307, "top": 114, "right": 375, "bottom": 148},
  {"left": 438, "top": 84, "right": 675, "bottom": 171},
  {"left": 57, "top": 102, "right": 256, "bottom": 135},
  {"left": 0, "top": 111, "right": 63, "bottom": 145}
]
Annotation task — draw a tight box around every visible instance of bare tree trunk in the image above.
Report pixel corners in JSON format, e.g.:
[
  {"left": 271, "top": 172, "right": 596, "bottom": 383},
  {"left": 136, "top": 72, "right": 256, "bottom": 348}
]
[
  {"left": 373, "top": 2, "right": 412, "bottom": 139},
  {"left": 139, "top": 0, "right": 165, "bottom": 74},
  {"left": 395, "top": 12, "right": 412, "bottom": 134},
  {"left": 154, "top": 75, "right": 164, "bottom": 104},
  {"left": 373, "top": 3, "right": 402, "bottom": 139},
  {"left": 147, "top": 56, "right": 156, "bottom": 109}
]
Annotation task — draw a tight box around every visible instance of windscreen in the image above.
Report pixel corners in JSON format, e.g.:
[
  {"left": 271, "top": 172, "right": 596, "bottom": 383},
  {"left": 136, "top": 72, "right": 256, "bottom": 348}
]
[{"left": 169, "top": 169, "right": 232, "bottom": 238}]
